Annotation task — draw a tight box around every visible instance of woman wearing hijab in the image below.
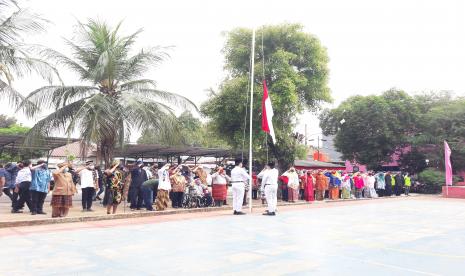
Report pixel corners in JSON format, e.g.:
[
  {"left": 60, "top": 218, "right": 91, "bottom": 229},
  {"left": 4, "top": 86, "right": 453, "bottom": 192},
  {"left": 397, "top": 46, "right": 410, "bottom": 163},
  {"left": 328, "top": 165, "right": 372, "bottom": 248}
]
[
  {"left": 283, "top": 167, "right": 299, "bottom": 203},
  {"left": 315, "top": 170, "right": 327, "bottom": 201},
  {"left": 300, "top": 170, "right": 315, "bottom": 202},
  {"left": 51, "top": 162, "right": 77, "bottom": 218},
  {"left": 341, "top": 173, "right": 352, "bottom": 199},
  {"left": 211, "top": 166, "right": 230, "bottom": 207}
]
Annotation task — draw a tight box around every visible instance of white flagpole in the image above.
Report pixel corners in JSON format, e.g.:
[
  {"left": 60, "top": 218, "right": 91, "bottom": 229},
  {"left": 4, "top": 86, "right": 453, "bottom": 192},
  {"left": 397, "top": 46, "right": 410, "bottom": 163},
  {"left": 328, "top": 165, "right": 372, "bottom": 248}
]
[{"left": 249, "top": 28, "right": 256, "bottom": 213}]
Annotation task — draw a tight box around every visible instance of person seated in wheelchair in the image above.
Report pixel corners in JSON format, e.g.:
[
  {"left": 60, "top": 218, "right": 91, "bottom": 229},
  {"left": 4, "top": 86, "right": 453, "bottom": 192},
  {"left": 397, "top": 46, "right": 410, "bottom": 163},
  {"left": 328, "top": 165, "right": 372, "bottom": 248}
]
[{"left": 193, "top": 177, "right": 213, "bottom": 206}]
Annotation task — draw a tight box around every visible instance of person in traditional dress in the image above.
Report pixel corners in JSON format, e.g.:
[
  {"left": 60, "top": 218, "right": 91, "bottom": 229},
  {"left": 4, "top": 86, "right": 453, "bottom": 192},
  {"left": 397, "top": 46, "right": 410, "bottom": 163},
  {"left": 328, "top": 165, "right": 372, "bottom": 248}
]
[
  {"left": 341, "top": 173, "right": 351, "bottom": 199},
  {"left": 170, "top": 166, "right": 186, "bottom": 208},
  {"left": 51, "top": 163, "right": 77, "bottom": 218},
  {"left": 325, "top": 171, "right": 341, "bottom": 200},
  {"left": 211, "top": 166, "right": 230, "bottom": 207},
  {"left": 230, "top": 158, "right": 249, "bottom": 215},
  {"left": 353, "top": 173, "right": 364, "bottom": 199},
  {"left": 394, "top": 172, "right": 404, "bottom": 196},
  {"left": 384, "top": 172, "right": 393, "bottom": 196},
  {"left": 103, "top": 160, "right": 126, "bottom": 214},
  {"left": 315, "top": 171, "right": 327, "bottom": 201},
  {"left": 375, "top": 172, "right": 386, "bottom": 197},
  {"left": 366, "top": 172, "right": 377, "bottom": 198},
  {"left": 260, "top": 161, "right": 279, "bottom": 216},
  {"left": 300, "top": 170, "right": 315, "bottom": 202},
  {"left": 283, "top": 167, "right": 299, "bottom": 203},
  {"left": 156, "top": 164, "right": 172, "bottom": 211}
]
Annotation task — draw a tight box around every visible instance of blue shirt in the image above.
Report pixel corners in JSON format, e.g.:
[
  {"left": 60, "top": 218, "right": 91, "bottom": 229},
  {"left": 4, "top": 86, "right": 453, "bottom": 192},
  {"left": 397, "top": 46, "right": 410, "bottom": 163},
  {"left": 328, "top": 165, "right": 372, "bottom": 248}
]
[
  {"left": 30, "top": 168, "right": 51, "bottom": 193},
  {"left": 3, "top": 166, "right": 18, "bottom": 189}
]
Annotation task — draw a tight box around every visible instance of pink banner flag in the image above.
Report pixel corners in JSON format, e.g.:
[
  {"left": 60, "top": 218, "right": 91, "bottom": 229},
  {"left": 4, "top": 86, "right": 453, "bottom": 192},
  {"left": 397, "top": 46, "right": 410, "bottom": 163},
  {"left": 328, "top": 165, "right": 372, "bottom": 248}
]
[{"left": 444, "top": 141, "right": 453, "bottom": 186}]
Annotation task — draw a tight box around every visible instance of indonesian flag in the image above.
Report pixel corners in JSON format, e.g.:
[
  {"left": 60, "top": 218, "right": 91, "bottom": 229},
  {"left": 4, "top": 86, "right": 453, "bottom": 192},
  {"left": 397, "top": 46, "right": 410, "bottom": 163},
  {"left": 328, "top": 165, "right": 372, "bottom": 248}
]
[
  {"left": 262, "top": 80, "right": 276, "bottom": 144},
  {"left": 444, "top": 140, "right": 453, "bottom": 186}
]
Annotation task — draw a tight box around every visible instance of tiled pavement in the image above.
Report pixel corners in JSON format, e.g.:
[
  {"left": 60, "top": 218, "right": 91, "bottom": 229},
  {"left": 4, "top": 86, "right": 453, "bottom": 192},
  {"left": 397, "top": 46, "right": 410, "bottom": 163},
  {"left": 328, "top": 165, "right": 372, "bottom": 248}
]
[{"left": 1, "top": 196, "right": 464, "bottom": 275}]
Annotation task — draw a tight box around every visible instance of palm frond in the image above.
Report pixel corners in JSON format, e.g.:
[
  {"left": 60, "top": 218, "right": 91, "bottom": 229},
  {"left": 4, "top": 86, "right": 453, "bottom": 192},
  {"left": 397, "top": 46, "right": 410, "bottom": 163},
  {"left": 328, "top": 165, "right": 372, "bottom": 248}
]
[
  {"left": 0, "top": 78, "right": 24, "bottom": 105},
  {"left": 24, "top": 98, "right": 88, "bottom": 145},
  {"left": 18, "top": 85, "right": 99, "bottom": 117},
  {"left": 123, "top": 87, "right": 197, "bottom": 111}
]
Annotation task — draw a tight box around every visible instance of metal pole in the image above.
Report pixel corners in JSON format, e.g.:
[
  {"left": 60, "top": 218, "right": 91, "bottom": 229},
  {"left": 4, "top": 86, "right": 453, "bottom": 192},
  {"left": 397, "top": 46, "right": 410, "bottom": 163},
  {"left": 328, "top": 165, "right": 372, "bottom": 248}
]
[
  {"left": 248, "top": 28, "right": 256, "bottom": 213},
  {"left": 317, "top": 136, "right": 320, "bottom": 161}
]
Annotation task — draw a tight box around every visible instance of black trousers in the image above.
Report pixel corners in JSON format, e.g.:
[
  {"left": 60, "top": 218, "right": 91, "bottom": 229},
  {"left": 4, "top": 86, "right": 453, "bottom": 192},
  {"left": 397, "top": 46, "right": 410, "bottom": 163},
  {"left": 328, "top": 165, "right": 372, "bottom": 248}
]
[
  {"left": 252, "top": 189, "right": 258, "bottom": 199},
  {"left": 81, "top": 187, "right": 95, "bottom": 210},
  {"left": 31, "top": 191, "right": 47, "bottom": 213},
  {"left": 2, "top": 188, "right": 13, "bottom": 201},
  {"left": 14, "top": 181, "right": 32, "bottom": 211},
  {"left": 129, "top": 186, "right": 143, "bottom": 209},
  {"left": 172, "top": 192, "right": 184, "bottom": 208}
]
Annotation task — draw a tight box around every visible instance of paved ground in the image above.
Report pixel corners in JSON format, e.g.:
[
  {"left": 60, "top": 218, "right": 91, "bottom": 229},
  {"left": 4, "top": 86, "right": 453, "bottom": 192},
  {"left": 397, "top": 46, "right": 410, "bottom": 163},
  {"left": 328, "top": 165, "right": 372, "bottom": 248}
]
[{"left": 0, "top": 196, "right": 464, "bottom": 275}]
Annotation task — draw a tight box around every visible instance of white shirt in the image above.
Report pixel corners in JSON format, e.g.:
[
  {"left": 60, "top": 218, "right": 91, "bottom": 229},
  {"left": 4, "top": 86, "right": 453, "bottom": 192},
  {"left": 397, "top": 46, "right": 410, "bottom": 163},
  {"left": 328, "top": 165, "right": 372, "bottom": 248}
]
[
  {"left": 79, "top": 169, "right": 95, "bottom": 188},
  {"left": 143, "top": 167, "right": 153, "bottom": 179},
  {"left": 260, "top": 168, "right": 279, "bottom": 191},
  {"left": 211, "top": 172, "right": 230, "bottom": 185},
  {"left": 16, "top": 167, "right": 32, "bottom": 184},
  {"left": 158, "top": 167, "right": 171, "bottom": 190},
  {"left": 206, "top": 174, "right": 212, "bottom": 186},
  {"left": 262, "top": 168, "right": 279, "bottom": 185},
  {"left": 230, "top": 166, "right": 250, "bottom": 183}
]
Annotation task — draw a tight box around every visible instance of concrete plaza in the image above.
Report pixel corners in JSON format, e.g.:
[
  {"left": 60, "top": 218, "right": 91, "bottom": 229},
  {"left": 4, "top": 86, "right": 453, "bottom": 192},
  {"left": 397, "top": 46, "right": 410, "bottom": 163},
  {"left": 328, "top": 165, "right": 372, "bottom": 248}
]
[{"left": 0, "top": 196, "right": 464, "bottom": 275}]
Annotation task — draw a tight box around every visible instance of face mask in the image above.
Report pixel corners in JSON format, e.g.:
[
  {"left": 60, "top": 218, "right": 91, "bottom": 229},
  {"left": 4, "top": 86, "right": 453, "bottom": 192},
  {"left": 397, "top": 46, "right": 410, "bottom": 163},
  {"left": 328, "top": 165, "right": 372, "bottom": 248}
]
[
  {"left": 88, "top": 165, "right": 95, "bottom": 170},
  {"left": 63, "top": 168, "right": 69, "bottom": 173}
]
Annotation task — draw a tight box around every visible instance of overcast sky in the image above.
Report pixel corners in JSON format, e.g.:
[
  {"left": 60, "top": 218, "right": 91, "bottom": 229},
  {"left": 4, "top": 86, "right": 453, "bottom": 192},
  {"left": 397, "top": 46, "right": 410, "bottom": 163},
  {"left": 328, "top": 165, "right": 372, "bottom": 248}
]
[{"left": 5, "top": 0, "right": 465, "bottom": 142}]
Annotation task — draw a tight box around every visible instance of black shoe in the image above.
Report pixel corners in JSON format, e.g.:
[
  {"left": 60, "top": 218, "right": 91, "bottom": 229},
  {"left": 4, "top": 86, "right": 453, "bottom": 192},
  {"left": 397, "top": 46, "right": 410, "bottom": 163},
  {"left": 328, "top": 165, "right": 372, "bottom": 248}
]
[
  {"left": 38, "top": 211, "right": 47, "bottom": 215},
  {"left": 235, "top": 211, "right": 246, "bottom": 215},
  {"left": 233, "top": 211, "right": 237, "bottom": 215},
  {"left": 81, "top": 209, "right": 87, "bottom": 212},
  {"left": 147, "top": 209, "right": 155, "bottom": 212},
  {"left": 11, "top": 209, "right": 23, "bottom": 213},
  {"left": 268, "top": 212, "right": 276, "bottom": 216},
  {"left": 87, "top": 209, "right": 94, "bottom": 212}
]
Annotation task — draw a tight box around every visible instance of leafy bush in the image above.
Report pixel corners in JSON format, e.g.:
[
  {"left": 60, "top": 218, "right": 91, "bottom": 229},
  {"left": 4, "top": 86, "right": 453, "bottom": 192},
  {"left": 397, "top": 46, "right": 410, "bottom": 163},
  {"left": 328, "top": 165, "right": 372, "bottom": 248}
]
[{"left": 415, "top": 168, "right": 460, "bottom": 194}]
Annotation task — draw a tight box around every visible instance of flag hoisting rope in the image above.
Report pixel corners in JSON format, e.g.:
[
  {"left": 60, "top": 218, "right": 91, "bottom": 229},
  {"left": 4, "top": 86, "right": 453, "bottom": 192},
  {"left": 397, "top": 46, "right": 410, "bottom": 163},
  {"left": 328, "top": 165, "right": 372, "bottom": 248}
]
[{"left": 248, "top": 28, "right": 256, "bottom": 213}]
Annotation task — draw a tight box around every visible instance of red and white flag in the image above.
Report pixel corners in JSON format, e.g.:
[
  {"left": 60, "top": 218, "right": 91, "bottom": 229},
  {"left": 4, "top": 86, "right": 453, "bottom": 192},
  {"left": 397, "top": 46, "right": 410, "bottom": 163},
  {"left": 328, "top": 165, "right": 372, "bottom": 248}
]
[
  {"left": 444, "top": 140, "right": 453, "bottom": 186},
  {"left": 261, "top": 80, "right": 276, "bottom": 144}
]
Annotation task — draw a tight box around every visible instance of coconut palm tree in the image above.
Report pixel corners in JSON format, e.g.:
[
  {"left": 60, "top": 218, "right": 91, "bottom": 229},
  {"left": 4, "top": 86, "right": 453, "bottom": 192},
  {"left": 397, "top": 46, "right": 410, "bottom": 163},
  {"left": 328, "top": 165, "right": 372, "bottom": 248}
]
[
  {"left": 0, "top": 0, "right": 59, "bottom": 104},
  {"left": 18, "top": 19, "right": 195, "bottom": 166}
]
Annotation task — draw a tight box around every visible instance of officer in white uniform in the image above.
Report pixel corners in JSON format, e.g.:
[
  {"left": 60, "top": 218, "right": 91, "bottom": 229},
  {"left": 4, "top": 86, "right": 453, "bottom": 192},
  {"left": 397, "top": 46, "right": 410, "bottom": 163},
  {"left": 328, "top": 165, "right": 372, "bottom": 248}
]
[
  {"left": 260, "top": 161, "right": 279, "bottom": 216},
  {"left": 230, "top": 158, "right": 250, "bottom": 215}
]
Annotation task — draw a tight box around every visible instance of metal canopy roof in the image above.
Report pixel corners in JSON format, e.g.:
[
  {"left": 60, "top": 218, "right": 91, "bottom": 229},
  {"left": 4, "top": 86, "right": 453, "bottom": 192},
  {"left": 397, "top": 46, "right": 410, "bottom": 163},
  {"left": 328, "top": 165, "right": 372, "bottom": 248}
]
[
  {"left": 294, "top": 159, "right": 346, "bottom": 169},
  {"left": 0, "top": 135, "right": 80, "bottom": 151},
  {"left": 112, "top": 144, "right": 237, "bottom": 158}
]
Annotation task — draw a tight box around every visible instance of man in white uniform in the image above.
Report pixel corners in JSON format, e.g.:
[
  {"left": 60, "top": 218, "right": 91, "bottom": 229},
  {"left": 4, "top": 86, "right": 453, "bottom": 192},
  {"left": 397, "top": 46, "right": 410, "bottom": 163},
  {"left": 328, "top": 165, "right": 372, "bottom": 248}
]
[
  {"left": 260, "top": 161, "right": 279, "bottom": 216},
  {"left": 230, "top": 158, "right": 250, "bottom": 215}
]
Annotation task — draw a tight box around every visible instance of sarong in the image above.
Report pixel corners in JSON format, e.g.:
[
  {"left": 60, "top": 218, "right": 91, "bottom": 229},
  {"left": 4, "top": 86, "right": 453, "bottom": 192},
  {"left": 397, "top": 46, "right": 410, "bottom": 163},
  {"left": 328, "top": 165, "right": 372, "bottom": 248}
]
[
  {"left": 341, "top": 187, "right": 351, "bottom": 199},
  {"left": 155, "top": 189, "right": 170, "bottom": 211},
  {"left": 212, "top": 184, "right": 227, "bottom": 201},
  {"left": 329, "top": 187, "right": 339, "bottom": 200},
  {"left": 287, "top": 187, "right": 299, "bottom": 202},
  {"left": 50, "top": 195, "right": 73, "bottom": 208}
]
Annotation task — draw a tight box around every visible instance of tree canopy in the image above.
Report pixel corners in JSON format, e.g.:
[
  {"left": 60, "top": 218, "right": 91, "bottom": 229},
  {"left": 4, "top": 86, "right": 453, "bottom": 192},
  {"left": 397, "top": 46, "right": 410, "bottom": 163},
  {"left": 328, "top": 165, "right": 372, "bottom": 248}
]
[
  {"left": 201, "top": 23, "right": 331, "bottom": 170},
  {"left": 17, "top": 20, "right": 195, "bottom": 166},
  {"left": 320, "top": 90, "right": 465, "bottom": 173},
  {"left": 0, "top": 0, "right": 59, "bottom": 105}
]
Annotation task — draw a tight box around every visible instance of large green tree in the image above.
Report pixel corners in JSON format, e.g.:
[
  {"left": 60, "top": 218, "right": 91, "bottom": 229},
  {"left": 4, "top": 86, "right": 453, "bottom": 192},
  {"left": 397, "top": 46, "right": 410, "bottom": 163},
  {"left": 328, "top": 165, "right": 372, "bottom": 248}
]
[
  {"left": 320, "top": 89, "right": 465, "bottom": 173},
  {"left": 0, "top": 0, "right": 59, "bottom": 104},
  {"left": 320, "top": 89, "right": 418, "bottom": 169},
  {"left": 17, "top": 20, "right": 194, "bottom": 166},
  {"left": 201, "top": 24, "right": 331, "bottom": 170}
]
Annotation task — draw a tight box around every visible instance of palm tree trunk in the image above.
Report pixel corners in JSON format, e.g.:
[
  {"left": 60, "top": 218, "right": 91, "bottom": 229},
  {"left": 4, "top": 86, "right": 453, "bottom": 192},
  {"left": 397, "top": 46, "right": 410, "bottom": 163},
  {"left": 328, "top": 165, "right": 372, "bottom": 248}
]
[{"left": 100, "top": 140, "right": 114, "bottom": 168}]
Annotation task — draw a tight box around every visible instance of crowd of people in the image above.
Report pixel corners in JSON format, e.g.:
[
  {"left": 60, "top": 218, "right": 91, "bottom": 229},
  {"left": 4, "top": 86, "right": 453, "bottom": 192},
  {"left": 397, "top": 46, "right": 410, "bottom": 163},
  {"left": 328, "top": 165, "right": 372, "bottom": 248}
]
[{"left": 0, "top": 158, "right": 413, "bottom": 218}]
